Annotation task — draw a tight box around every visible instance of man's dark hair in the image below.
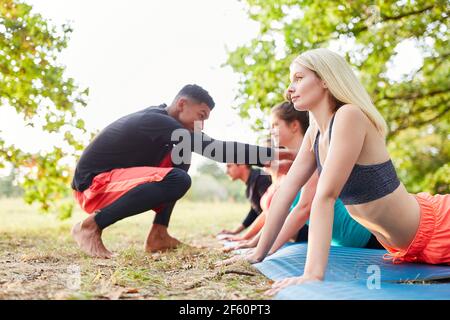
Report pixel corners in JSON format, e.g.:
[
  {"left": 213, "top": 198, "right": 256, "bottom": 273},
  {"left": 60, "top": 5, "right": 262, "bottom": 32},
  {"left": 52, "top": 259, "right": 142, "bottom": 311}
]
[{"left": 175, "top": 84, "right": 215, "bottom": 109}]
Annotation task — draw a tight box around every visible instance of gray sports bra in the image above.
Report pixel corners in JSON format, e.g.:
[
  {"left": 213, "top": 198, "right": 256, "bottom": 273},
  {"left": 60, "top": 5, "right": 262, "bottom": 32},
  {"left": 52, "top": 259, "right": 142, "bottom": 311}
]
[{"left": 314, "top": 114, "right": 400, "bottom": 205}]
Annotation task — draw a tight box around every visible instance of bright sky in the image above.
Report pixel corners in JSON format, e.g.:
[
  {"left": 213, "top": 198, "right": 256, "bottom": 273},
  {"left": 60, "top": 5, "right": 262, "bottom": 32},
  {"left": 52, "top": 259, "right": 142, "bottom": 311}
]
[
  {"left": 0, "top": 0, "right": 424, "bottom": 176},
  {"left": 0, "top": 0, "right": 265, "bottom": 174}
]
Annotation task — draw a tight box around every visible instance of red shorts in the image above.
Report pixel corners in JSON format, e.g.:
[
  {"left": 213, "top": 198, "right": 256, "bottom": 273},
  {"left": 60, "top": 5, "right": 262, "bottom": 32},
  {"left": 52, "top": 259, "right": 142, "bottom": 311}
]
[
  {"left": 74, "top": 153, "right": 173, "bottom": 214},
  {"left": 383, "top": 192, "right": 450, "bottom": 265}
]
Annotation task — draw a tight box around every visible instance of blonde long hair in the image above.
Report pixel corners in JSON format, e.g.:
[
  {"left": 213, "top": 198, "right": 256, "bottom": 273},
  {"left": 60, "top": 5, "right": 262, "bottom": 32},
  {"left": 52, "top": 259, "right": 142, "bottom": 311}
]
[{"left": 291, "top": 48, "right": 388, "bottom": 145}]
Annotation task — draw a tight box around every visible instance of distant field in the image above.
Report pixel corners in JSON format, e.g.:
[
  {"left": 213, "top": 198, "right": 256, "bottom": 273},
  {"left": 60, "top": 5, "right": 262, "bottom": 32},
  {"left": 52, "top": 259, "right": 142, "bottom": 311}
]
[{"left": 0, "top": 198, "right": 270, "bottom": 300}]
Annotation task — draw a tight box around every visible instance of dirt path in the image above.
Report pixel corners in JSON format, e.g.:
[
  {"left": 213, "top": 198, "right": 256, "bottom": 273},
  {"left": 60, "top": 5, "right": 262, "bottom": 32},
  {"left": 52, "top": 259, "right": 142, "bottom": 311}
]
[{"left": 0, "top": 200, "right": 271, "bottom": 300}]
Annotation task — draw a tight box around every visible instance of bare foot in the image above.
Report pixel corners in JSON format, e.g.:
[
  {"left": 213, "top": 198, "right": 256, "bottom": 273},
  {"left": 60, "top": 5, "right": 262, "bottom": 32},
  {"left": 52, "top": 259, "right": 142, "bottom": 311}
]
[
  {"left": 144, "top": 224, "right": 182, "bottom": 253},
  {"left": 71, "top": 214, "right": 113, "bottom": 259}
]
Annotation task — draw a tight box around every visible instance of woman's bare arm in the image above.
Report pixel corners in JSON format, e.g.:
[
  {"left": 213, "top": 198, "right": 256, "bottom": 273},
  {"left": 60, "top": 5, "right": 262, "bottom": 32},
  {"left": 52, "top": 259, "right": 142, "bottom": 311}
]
[
  {"left": 268, "top": 172, "right": 318, "bottom": 254},
  {"left": 303, "top": 106, "right": 366, "bottom": 280},
  {"left": 241, "top": 212, "right": 266, "bottom": 240},
  {"left": 251, "top": 128, "right": 318, "bottom": 261}
]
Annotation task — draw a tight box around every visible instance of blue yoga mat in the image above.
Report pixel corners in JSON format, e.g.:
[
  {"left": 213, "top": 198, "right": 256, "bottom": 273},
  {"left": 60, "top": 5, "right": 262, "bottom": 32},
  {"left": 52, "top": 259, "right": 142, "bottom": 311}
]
[
  {"left": 254, "top": 243, "right": 450, "bottom": 282},
  {"left": 275, "top": 280, "right": 450, "bottom": 300}
]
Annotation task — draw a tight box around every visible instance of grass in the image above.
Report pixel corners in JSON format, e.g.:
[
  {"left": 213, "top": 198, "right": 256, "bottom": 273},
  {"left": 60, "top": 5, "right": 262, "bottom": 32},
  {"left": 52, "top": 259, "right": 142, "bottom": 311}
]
[{"left": 0, "top": 198, "right": 271, "bottom": 300}]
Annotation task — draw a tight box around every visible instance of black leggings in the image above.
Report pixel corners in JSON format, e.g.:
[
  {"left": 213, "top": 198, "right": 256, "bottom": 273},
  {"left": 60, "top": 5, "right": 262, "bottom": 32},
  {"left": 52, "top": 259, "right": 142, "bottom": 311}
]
[
  {"left": 94, "top": 168, "right": 191, "bottom": 230},
  {"left": 295, "top": 225, "right": 309, "bottom": 242},
  {"left": 364, "top": 234, "right": 385, "bottom": 249}
]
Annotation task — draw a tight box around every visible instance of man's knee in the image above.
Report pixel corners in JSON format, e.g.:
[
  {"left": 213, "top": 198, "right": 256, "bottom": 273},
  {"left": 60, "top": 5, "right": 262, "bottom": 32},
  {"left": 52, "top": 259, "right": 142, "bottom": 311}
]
[{"left": 169, "top": 168, "right": 192, "bottom": 193}]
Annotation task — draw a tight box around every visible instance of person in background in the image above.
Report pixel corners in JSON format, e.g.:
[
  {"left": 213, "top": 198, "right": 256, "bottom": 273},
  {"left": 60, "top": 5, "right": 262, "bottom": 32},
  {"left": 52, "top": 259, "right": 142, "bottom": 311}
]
[{"left": 217, "top": 164, "right": 271, "bottom": 237}]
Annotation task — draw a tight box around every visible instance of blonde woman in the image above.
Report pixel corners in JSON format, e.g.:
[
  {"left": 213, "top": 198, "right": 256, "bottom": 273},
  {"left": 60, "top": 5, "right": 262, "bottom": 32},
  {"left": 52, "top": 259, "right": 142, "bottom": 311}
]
[
  {"left": 221, "top": 102, "right": 381, "bottom": 254},
  {"left": 226, "top": 48, "right": 449, "bottom": 295}
]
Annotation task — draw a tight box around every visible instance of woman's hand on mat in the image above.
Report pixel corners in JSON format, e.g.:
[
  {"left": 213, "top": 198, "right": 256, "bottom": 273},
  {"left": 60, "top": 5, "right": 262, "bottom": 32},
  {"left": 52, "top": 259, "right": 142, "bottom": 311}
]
[
  {"left": 235, "top": 240, "right": 256, "bottom": 250},
  {"left": 221, "top": 242, "right": 244, "bottom": 253},
  {"left": 215, "top": 251, "right": 261, "bottom": 267},
  {"left": 220, "top": 234, "right": 244, "bottom": 241},
  {"left": 265, "top": 274, "right": 322, "bottom": 296},
  {"left": 217, "top": 229, "right": 236, "bottom": 236},
  {"left": 221, "top": 240, "right": 254, "bottom": 253}
]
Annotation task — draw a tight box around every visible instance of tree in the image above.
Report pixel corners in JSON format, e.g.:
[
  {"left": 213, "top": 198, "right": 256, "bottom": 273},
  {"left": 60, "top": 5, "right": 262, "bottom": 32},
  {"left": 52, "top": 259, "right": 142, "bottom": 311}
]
[
  {"left": 197, "top": 161, "right": 228, "bottom": 181},
  {"left": 0, "top": 0, "right": 90, "bottom": 217},
  {"left": 185, "top": 161, "right": 247, "bottom": 202},
  {"left": 227, "top": 0, "right": 449, "bottom": 193},
  {"left": 0, "top": 169, "right": 23, "bottom": 197}
]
